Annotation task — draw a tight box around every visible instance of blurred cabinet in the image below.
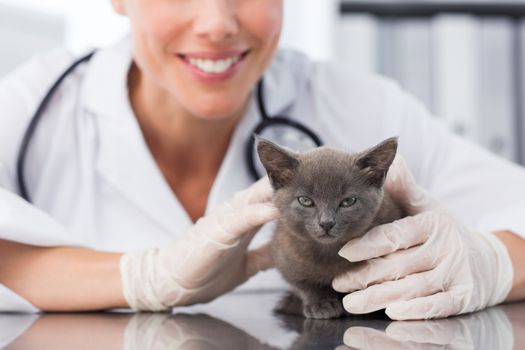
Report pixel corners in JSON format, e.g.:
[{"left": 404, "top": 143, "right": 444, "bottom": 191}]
[{"left": 337, "top": 1, "right": 525, "bottom": 164}]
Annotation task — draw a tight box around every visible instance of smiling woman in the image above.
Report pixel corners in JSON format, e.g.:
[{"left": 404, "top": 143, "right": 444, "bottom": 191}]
[{"left": 115, "top": 0, "right": 282, "bottom": 121}]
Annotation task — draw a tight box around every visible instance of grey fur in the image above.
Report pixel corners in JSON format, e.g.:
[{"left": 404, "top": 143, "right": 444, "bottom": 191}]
[{"left": 257, "top": 137, "right": 405, "bottom": 319}]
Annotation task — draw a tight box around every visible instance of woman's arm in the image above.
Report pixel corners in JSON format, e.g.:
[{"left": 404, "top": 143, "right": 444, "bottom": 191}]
[
  {"left": 0, "top": 239, "right": 127, "bottom": 311},
  {"left": 495, "top": 230, "right": 525, "bottom": 302}
]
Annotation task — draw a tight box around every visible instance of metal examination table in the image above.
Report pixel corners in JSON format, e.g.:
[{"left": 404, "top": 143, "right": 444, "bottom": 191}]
[{"left": 1, "top": 290, "right": 523, "bottom": 349}]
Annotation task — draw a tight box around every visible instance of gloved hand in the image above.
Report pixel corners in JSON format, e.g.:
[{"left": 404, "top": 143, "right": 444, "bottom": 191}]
[
  {"left": 332, "top": 156, "right": 514, "bottom": 320},
  {"left": 120, "top": 177, "right": 279, "bottom": 311}
]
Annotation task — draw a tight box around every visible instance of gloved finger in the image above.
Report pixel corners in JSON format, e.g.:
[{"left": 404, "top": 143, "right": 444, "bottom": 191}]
[
  {"left": 385, "top": 291, "right": 463, "bottom": 320},
  {"left": 385, "top": 156, "right": 437, "bottom": 215},
  {"left": 211, "top": 202, "right": 279, "bottom": 244},
  {"left": 230, "top": 177, "right": 274, "bottom": 207},
  {"left": 342, "top": 269, "right": 444, "bottom": 314},
  {"left": 333, "top": 245, "right": 437, "bottom": 293},
  {"left": 334, "top": 346, "right": 353, "bottom": 350},
  {"left": 163, "top": 222, "right": 260, "bottom": 289},
  {"left": 338, "top": 213, "right": 436, "bottom": 262},
  {"left": 343, "top": 327, "right": 442, "bottom": 350},
  {"left": 164, "top": 201, "right": 276, "bottom": 289},
  {"left": 160, "top": 237, "right": 233, "bottom": 290},
  {"left": 245, "top": 242, "right": 274, "bottom": 277},
  {"left": 334, "top": 345, "right": 352, "bottom": 350},
  {"left": 386, "top": 319, "right": 465, "bottom": 345}
]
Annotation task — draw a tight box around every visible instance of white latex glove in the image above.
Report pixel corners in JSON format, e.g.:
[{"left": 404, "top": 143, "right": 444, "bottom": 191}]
[
  {"left": 332, "top": 156, "right": 514, "bottom": 320},
  {"left": 341, "top": 307, "right": 513, "bottom": 350},
  {"left": 120, "top": 177, "right": 279, "bottom": 311}
]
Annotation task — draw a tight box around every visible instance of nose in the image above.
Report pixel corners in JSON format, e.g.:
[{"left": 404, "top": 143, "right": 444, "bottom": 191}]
[
  {"left": 319, "top": 220, "right": 336, "bottom": 233},
  {"left": 193, "top": 0, "right": 239, "bottom": 42}
]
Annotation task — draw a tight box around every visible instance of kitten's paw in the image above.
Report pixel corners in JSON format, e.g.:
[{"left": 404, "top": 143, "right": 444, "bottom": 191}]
[
  {"left": 274, "top": 291, "right": 303, "bottom": 316},
  {"left": 303, "top": 299, "right": 345, "bottom": 319}
]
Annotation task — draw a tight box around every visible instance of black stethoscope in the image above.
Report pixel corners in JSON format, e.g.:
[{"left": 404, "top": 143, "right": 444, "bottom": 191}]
[{"left": 16, "top": 51, "right": 323, "bottom": 203}]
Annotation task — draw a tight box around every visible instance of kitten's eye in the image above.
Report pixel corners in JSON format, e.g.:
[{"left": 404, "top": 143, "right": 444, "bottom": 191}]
[
  {"left": 340, "top": 197, "right": 357, "bottom": 208},
  {"left": 297, "top": 196, "right": 315, "bottom": 207}
]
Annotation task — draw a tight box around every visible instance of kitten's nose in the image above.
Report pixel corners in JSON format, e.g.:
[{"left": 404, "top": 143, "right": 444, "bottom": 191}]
[{"left": 319, "top": 220, "right": 335, "bottom": 233}]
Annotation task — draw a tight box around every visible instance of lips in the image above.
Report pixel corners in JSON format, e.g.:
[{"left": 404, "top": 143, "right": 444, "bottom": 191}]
[
  {"left": 178, "top": 50, "right": 250, "bottom": 76},
  {"left": 180, "top": 49, "right": 250, "bottom": 60},
  {"left": 177, "top": 50, "right": 250, "bottom": 83}
]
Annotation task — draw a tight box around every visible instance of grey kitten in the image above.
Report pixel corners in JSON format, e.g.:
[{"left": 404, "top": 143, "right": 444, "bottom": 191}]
[{"left": 256, "top": 137, "right": 406, "bottom": 319}]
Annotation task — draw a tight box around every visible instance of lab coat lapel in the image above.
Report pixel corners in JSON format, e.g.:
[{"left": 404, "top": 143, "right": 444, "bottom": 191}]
[
  {"left": 96, "top": 116, "right": 192, "bottom": 233},
  {"left": 81, "top": 39, "right": 192, "bottom": 234}
]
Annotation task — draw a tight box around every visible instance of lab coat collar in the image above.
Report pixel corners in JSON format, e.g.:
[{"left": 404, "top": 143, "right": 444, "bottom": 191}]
[
  {"left": 80, "top": 37, "right": 134, "bottom": 119},
  {"left": 95, "top": 113, "right": 192, "bottom": 234}
]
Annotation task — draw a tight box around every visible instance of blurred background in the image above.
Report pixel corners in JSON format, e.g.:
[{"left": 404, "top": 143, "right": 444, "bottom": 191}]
[{"left": 1, "top": 0, "right": 525, "bottom": 164}]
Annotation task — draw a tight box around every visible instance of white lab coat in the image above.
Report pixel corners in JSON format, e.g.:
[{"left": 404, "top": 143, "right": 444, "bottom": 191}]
[{"left": 1, "top": 38, "right": 525, "bottom": 313}]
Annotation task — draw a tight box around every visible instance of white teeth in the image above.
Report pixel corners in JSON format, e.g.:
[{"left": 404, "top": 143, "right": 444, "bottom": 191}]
[{"left": 187, "top": 55, "right": 241, "bottom": 74}]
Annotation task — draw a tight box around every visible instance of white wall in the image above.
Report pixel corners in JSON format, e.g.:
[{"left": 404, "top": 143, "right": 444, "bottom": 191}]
[
  {"left": 0, "top": 0, "right": 129, "bottom": 51},
  {"left": 0, "top": 0, "right": 128, "bottom": 76}
]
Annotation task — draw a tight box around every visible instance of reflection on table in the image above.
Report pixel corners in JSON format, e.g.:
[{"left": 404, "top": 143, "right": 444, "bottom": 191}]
[{"left": 1, "top": 291, "right": 523, "bottom": 349}]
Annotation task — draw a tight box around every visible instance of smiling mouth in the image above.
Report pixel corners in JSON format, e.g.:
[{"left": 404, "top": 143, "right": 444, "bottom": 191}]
[{"left": 178, "top": 50, "right": 250, "bottom": 75}]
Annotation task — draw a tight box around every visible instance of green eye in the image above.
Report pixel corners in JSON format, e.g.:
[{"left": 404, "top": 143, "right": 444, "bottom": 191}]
[
  {"left": 340, "top": 197, "right": 357, "bottom": 208},
  {"left": 297, "top": 196, "right": 314, "bottom": 207}
]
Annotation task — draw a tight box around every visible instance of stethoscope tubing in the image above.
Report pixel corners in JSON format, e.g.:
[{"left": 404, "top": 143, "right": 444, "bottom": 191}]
[{"left": 16, "top": 50, "right": 96, "bottom": 202}]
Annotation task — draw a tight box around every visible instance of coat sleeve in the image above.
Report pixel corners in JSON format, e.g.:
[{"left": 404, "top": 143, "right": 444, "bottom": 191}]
[
  {"left": 0, "top": 49, "right": 82, "bottom": 312},
  {"left": 392, "top": 85, "right": 525, "bottom": 237}
]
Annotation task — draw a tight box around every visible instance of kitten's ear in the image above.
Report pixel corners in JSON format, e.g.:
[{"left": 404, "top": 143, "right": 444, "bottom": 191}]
[
  {"left": 355, "top": 137, "right": 398, "bottom": 187},
  {"left": 256, "top": 136, "right": 299, "bottom": 190}
]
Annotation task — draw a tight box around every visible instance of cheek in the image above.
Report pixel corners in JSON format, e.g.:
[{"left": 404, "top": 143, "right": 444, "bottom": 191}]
[
  {"left": 276, "top": 196, "right": 313, "bottom": 228},
  {"left": 336, "top": 199, "right": 380, "bottom": 232},
  {"left": 286, "top": 205, "right": 318, "bottom": 232},
  {"left": 128, "top": 1, "right": 189, "bottom": 62},
  {"left": 233, "top": 0, "right": 283, "bottom": 95},
  {"left": 238, "top": 0, "right": 283, "bottom": 47},
  {"left": 337, "top": 205, "right": 367, "bottom": 225}
]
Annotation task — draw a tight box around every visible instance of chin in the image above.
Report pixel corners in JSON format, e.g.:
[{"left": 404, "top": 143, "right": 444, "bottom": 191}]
[{"left": 190, "top": 97, "right": 246, "bottom": 121}]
